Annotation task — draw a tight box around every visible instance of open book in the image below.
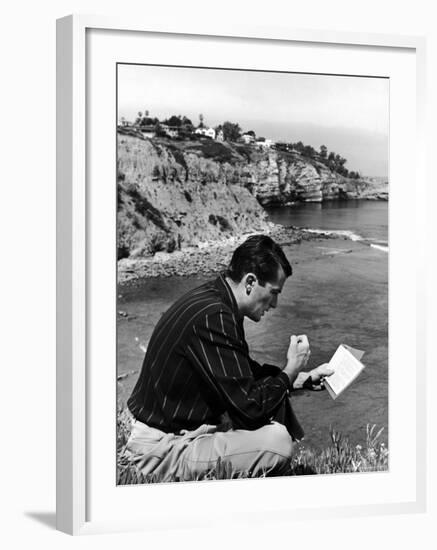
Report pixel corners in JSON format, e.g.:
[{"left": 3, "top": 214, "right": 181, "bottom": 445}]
[{"left": 324, "top": 344, "right": 365, "bottom": 400}]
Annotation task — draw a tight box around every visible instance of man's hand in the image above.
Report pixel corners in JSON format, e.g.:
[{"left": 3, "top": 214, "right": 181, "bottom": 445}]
[
  {"left": 284, "top": 334, "right": 311, "bottom": 384},
  {"left": 308, "top": 363, "right": 335, "bottom": 390},
  {"left": 179, "top": 424, "right": 218, "bottom": 439}
]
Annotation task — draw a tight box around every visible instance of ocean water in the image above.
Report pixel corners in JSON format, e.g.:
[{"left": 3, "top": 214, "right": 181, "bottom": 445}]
[
  {"left": 118, "top": 200, "right": 388, "bottom": 453},
  {"left": 266, "top": 199, "right": 388, "bottom": 248}
]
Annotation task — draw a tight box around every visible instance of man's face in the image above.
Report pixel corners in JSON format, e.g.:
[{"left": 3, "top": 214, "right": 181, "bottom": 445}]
[{"left": 245, "top": 267, "right": 287, "bottom": 322}]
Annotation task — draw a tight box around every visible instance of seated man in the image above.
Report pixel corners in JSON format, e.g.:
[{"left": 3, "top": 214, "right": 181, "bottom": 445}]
[{"left": 125, "top": 235, "right": 332, "bottom": 481}]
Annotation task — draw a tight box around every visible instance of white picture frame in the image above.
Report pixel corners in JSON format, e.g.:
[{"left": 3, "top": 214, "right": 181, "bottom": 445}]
[{"left": 56, "top": 14, "right": 427, "bottom": 535}]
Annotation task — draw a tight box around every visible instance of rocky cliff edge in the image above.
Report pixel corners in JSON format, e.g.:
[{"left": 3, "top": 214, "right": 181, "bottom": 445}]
[{"left": 117, "top": 132, "right": 387, "bottom": 260}]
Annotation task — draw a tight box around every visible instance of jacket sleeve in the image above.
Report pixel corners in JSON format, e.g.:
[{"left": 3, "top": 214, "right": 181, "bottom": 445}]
[
  {"left": 249, "top": 358, "right": 283, "bottom": 380},
  {"left": 185, "top": 308, "right": 291, "bottom": 430}
]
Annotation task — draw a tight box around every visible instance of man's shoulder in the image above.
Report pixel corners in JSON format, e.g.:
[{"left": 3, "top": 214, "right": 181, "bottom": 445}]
[
  {"left": 180, "top": 279, "right": 238, "bottom": 322},
  {"left": 164, "top": 278, "right": 225, "bottom": 317},
  {"left": 190, "top": 294, "right": 239, "bottom": 335},
  {"left": 158, "top": 276, "right": 237, "bottom": 334},
  {"left": 182, "top": 281, "right": 231, "bottom": 317}
]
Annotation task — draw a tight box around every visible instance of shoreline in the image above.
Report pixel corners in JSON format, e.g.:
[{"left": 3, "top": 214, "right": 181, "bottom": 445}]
[{"left": 117, "top": 224, "right": 345, "bottom": 284}]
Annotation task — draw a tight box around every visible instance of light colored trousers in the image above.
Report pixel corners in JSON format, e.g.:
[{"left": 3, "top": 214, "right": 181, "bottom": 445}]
[{"left": 125, "top": 419, "right": 293, "bottom": 482}]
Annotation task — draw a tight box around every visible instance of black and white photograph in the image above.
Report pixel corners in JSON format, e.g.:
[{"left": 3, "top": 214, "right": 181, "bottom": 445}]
[{"left": 116, "top": 63, "right": 389, "bottom": 484}]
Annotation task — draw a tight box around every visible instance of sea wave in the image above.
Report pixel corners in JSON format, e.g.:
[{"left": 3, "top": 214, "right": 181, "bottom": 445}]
[
  {"left": 303, "top": 228, "right": 364, "bottom": 241},
  {"left": 302, "top": 228, "right": 389, "bottom": 252},
  {"left": 370, "top": 244, "right": 389, "bottom": 253}
]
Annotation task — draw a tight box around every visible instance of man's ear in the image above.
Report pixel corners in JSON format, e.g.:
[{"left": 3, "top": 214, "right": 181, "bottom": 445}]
[{"left": 245, "top": 274, "right": 256, "bottom": 287}]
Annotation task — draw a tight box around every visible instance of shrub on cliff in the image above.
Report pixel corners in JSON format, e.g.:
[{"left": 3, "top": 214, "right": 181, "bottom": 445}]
[
  {"left": 186, "top": 139, "right": 236, "bottom": 163},
  {"left": 117, "top": 183, "right": 180, "bottom": 257},
  {"left": 124, "top": 186, "right": 168, "bottom": 232},
  {"left": 165, "top": 143, "right": 188, "bottom": 173},
  {"left": 208, "top": 214, "right": 232, "bottom": 232},
  {"left": 234, "top": 144, "right": 255, "bottom": 161}
]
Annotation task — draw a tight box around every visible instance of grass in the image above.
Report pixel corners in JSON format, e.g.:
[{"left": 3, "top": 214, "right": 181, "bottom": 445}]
[
  {"left": 290, "top": 424, "right": 389, "bottom": 475},
  {"left": 116, "top": 408, "right": 388, "bottom": 484}
]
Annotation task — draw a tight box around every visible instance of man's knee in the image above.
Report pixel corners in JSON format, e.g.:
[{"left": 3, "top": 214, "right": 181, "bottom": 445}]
[{"left": 260, "top": 422, "right": 293, "bottom": 459}]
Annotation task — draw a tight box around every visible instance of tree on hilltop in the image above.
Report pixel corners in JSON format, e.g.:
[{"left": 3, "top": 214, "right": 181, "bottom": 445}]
[
  {"left": 164, "top": 115, "right": 183, "bottom": 127},
  {"left": 327, "top": 151, "right": 336, "bottom": 169},
  {"left": 154, "top": 122, "right": 167, "bottom": 137},
  {"left": 348, "top": 171, "right": 361, "bottom": 179},
  {"left": 335, "top": 153, "right": 346, "bottom": 167},
  {"left": 293, "top": 141, "right": 305, "bottom": 154},
  {"left": 181, "top": 116, "right": 193, "bottom": 127},
  {"left": 303, "top": 144, "right": 317, "bottom": 158},
  {"left": 275, "top": 139, "right": 358, "bottom": 178},
  {"left": 222, "top": 121, "right": 242, "bottom": 141},
  {"left": 141, "top": 116, "right": 159, "bottom": 126}
]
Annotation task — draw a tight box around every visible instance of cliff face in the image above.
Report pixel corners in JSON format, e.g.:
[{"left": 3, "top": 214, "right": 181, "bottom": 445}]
[
  {"left": 117, "top": 132, "right": 387, "bottom": 258},
  {"left": 245, "top": 149, "right": 388, "bottom": 205},
  {"left": 117, "top": 135, "right": 269, "bottom": 258}
]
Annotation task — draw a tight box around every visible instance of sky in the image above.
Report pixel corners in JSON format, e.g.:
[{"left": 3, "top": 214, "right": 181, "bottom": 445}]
[{"left": 118, "top": 64, "right": 389, "bottom": 177}]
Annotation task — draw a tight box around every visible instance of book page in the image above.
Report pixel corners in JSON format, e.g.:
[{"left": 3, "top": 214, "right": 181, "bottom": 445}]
[
  {"left": 342, "top": 344, "right": 365, "bottom": 362},
  {"left": 325, "top": 344, "right": 365, "bottom": 398}
]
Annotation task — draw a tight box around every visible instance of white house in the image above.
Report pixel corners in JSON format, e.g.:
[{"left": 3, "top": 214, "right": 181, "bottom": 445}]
[
  {"left": 141, "top": 129, "right": 156, "bottom": 138},
  {"left": 166, "top": 128, "right": 179, "bottom": 138},
  {"left": 160, "top": 124, "right": 179, "bottom": 138},
  {"left": 256, "top": 139, "right": 273, "bottom": 149},
  {"left": 241, "top": 133, "right": 255, "bottom": 144},
  {"left": 139, "top": 124, "right": 156, "bottom": 138},
  {"left": 216, "top": 128, "right": 224, "bottom": 142},
  {"left": 195, "top": 126, "right": 216, "bottom": 139}
]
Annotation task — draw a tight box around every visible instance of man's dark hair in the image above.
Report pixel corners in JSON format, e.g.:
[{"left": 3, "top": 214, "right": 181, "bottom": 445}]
[{"left": 226, "top": 235, "right": 292, "bottom": 285}]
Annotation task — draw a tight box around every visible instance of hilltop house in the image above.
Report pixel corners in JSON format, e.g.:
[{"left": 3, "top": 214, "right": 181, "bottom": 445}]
[
  {"left": 241, "top": 133, "right": 255, "bottom": 144},
  {"left": 139, "top": 125, "right": 156, "bottom": 138},
  {"left": 256, "top": 138, "right": 273, "bottom": 149},
  {"left": 160, "top": 124, "right": 179, "bottom": 139},
  {"left": 216, "top": 128, "right": 224, "bottom": 142},
  {"left": 195, "top": 126, "right": 216, "bottom": 139}
]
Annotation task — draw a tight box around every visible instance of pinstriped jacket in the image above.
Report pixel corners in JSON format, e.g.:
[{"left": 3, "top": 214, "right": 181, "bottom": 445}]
[{"left": 127, "top": 274, "right": 304, "bottom": 440}]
